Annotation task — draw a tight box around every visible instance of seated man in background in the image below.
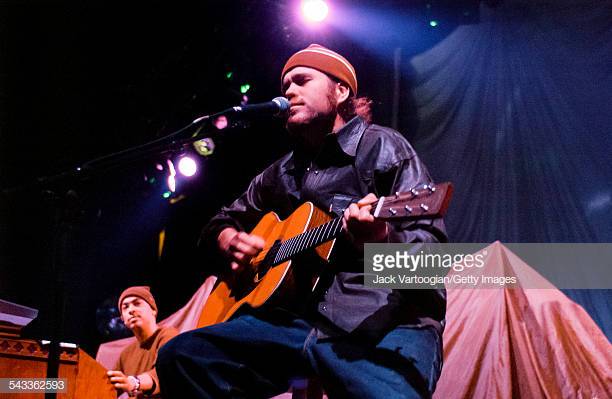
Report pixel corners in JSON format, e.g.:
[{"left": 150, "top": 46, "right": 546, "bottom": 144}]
[{"left": 107, "top": 286, "right": 178, "bottom": 398}]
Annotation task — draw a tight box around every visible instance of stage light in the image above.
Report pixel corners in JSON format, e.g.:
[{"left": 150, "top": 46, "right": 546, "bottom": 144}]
[
  {"left": 167, "top": 176, "right": 176, "bottom": 193},
  {"left": 301, "top": 0, "right": 329, "bottom": 23},
  {"left": 166, "top": 159, "right": 176, "bottom": 193},
  {"left": 177, "top": 156, "right": 197, "bottom": 177},
  {"left": 226, "top": 71, "right": 233, "bottom": 79},
  {"left": 213, "top": 115, "right": 228, "bottom": 130},
  {"left": 193, "top": 137, "right": 216, "bottom": 156},
  {"left": 429, "top": 20, "right": 438, "bottom": 27},
  {"left": 240, "top": 84, "right": 251, "bottom": 94}
]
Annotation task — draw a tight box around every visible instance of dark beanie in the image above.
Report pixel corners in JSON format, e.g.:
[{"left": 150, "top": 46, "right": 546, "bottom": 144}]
[{"left": 118, "top": 286, "right": 157, "bottom": 313}]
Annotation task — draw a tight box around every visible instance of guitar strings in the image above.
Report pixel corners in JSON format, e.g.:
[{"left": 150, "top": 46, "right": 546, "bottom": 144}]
[{"left": 250, "top": 215, "right": 346, "bottom": 264}]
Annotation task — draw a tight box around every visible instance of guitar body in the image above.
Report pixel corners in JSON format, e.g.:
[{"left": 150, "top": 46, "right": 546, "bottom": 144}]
[
  {"left": 197, "top": 202, "right": 335, "bottom": 328},
  {"left": 196, "top": 182, "right": 454, "bottom": 328}
]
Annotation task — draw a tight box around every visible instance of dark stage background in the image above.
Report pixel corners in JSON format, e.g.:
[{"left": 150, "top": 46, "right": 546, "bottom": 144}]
[{"left": 1, "top": 0, "right": 610, "bottom": 355}]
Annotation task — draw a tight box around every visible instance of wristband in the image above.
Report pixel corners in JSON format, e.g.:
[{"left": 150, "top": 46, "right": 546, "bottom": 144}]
[{"left": 127, "top": 375, "right": 140, "bottom": 397}]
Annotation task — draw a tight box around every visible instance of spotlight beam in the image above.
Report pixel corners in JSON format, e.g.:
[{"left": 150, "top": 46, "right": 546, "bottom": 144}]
[{"left": 301, "top": 0, "right": 329, "bottom": 23}]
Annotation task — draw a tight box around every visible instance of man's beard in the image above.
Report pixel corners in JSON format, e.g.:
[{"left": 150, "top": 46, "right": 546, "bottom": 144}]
[{"left": 286, "top": 94, "right": 337, "bottom": 152}]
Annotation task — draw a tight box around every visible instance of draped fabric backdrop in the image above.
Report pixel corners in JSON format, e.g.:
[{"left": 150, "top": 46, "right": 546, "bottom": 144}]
[{"left": 402, "top": 1, "right": 611, "bottom": 338}]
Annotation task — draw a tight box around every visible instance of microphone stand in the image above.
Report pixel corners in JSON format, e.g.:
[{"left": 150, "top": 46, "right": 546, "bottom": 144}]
[{"left": 1, "top": 114, "right": 219, "bottom": 399}]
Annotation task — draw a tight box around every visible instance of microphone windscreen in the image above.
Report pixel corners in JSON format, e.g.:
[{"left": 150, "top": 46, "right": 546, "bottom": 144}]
[{"left": 272, "top": 97, "right": 290, "bottom": 115}]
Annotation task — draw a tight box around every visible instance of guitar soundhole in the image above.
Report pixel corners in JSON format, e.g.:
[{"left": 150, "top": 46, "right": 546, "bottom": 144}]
[{"left": 254, "top": 239, "right": 282, "bottom": 283}]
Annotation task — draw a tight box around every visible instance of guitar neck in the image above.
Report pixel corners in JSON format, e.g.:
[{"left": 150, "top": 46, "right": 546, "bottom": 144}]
[
  {"left": 272, "top": 216, "right": 344, "bottom": 265},
  {"left": 269, "top": 182, "right": 453, "bottom": 266}
]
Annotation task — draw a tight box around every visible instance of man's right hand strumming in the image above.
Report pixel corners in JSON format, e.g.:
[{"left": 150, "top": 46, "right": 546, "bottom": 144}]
[{"left": 218, "top": 227, "right": 265, "bottom": 271}]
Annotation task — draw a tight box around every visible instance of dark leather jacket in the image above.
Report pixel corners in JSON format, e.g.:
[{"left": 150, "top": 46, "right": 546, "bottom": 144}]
[{"left": 200, "top": 116, "right": 447, "bottom": 338}]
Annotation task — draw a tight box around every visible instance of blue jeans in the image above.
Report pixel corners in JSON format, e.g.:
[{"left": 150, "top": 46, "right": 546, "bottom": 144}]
[{"left": 157, "top": 309, "right": 442, "bottom": 398}]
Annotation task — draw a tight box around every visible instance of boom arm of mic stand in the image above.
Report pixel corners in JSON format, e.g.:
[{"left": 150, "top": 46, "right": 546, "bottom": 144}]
[
  {"left": 2, "top": 117, "right": 219, "bottom": 196},
  {"left": 79, "top": 118, "right": 217, "bottom": 173}
]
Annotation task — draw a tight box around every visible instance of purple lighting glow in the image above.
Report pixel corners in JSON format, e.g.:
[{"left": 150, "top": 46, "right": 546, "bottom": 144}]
[
  {"left": 301, "top": 0, "right": 329, "bottom": 23},
  {"left": 177, "top": 156, "right": 197, "bottom": 177},
  {"left": 167, "top": 159, "right": 177, "bottom": 192}
]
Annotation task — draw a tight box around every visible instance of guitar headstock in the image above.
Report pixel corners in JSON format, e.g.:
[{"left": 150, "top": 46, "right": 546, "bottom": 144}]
[{"left": 372, "top": 182, "right": 453, "bottom": 221}]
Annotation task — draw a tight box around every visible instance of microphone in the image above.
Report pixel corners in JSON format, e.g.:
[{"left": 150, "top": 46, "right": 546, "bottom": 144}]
[
  {"left": 230, "top": 97, "right": 290, "bottom": 117},
  {"left": 193, "top": 97, "right": 290, "bottom": 124}
]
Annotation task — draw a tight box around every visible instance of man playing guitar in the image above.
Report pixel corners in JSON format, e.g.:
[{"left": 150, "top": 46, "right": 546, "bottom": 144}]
[{"left": 157, "top": 44, "right": 447, "bottom": 399}]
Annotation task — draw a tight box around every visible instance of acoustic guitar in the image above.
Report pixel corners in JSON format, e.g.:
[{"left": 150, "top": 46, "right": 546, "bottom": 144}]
[{"left": 197, "top": 182, "right": 453, "bottom": 328}]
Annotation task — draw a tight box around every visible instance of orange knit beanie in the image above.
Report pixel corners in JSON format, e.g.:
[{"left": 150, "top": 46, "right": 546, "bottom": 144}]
[{"left": 281, "top": 44, "right": 357, "bottom": 95}]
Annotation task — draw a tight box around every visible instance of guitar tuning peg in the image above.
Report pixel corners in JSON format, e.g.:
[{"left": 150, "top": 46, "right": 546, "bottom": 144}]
[
  {"left": 410, "top": 188, "right": 419, "bottom": 196},
  {"left": 420, "top": 203, "right": 429, "bottom": 212},
  {"left": 424, "top": 184, "right": 436, "bottom": 193},
  {"left": 395, "top": 191, "right": 400, "bottom": 198},
  {"left": 388, "top": 208, "right": 397, "bottom": 215},
  {"left": 404, "top": 205, "right": 413, "bottom": 213}
]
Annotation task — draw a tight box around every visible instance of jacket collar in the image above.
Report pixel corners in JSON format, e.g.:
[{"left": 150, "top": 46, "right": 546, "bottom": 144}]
[
  {"left": 282, "top": 116, "right": 367, "bottom": 174},
  {"left": 334, "top": 116, "right": 368, "bottom": 157}
]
